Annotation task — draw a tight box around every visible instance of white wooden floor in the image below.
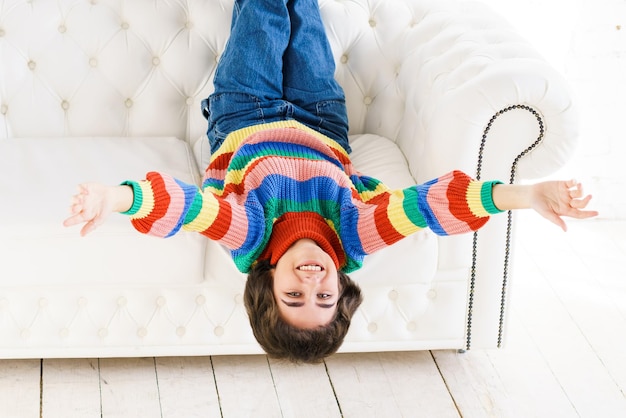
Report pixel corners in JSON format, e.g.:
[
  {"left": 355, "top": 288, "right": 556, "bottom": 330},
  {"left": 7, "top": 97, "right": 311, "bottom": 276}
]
[{"left": 1, "top": 214, "right": 624, "bottom": 418}]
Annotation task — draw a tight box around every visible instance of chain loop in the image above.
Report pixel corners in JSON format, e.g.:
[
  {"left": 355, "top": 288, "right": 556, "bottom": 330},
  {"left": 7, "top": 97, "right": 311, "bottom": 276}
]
[{"left": 465, "top": 105, "right": 545, "bottom": 351}]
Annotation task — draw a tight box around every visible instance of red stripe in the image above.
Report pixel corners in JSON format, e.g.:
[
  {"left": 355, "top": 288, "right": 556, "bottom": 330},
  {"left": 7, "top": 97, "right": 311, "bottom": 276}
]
[
  {"left": 131, "top": 173, "right": 170, "bottom": 234},
  {"left": 446, "top": 171, "right": 487, "bottom": 232},
  {"left": 373, "top": 193, "right": 405, "bottom": 245},
  {"left": 201, "top": 198, "right": 232, "bottom": 241},
  {"left": 207, "top": 151, "right": 233, "bottom": 172}
]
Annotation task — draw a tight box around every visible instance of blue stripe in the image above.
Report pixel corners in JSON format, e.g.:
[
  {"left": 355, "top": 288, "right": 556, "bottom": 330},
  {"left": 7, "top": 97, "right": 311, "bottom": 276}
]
[
  {"left": 165, "top": 179, "right": 198, "bottom": 238},
  {"left": 415, "top": 181, "right": 448, "bottom": 236}
]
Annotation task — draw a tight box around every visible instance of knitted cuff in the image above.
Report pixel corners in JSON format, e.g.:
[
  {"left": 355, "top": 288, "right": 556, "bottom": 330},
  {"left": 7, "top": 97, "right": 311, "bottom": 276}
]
[
  {"left": 120, "top": 180, "right": 143, "bottom": 216},
  {"left": 481, "top": 181, "right": 505, "bottom": 214}
]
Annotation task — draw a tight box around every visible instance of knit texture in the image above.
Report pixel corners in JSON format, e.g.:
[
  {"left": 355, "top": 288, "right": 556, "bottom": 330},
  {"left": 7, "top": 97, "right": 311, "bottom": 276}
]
[{"left": 123, "top": 120, "right": 503, "bottom": 273}]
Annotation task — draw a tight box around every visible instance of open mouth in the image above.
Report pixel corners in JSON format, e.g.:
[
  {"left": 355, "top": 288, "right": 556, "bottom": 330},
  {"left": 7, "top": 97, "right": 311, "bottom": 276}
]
[{"left": 297, "top": 264, "right": 324, "bottom": 272}]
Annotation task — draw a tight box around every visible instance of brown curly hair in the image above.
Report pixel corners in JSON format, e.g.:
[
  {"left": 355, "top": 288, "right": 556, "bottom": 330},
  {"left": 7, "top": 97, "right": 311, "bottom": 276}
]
[{"left": 244, "top": 259, "right": 363, "bottom": 364}]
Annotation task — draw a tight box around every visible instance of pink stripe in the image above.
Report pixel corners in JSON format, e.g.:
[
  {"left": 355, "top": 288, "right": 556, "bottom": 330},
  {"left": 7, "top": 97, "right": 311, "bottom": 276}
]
[
  {"left": 356, "top": 203, "right": 387, "bottom": 254},
  {"left": 217, "top": 195, "right": 250, "bottom": 249},
  {"left": 425, "top": 175, "right": 473, "bottom": 235},
  {"left": 241, "top": 157, "right": 354, "bottom": 192},
  {"left": 150, "top": 175, "right": 186, "bottom": 236}
]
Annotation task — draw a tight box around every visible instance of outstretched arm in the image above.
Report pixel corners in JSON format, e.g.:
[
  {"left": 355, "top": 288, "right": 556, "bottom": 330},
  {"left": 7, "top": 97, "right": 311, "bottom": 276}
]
[
  {"left": 63, "top": 183, "right": 133, "bottom": 236},
  {"left": 492, "top": 180, "right": 598, "bottom": 231}
]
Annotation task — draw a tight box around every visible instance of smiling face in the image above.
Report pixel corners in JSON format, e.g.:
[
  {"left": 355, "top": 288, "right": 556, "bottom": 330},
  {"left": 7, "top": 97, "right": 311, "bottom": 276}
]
[{"left": 272, "top": 238, "right": 340, "bottom": 329}]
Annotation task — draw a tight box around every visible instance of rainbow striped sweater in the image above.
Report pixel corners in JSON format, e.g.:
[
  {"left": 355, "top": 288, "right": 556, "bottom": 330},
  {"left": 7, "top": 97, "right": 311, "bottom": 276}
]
[{"left": 122, "top": 121, "right": 503, "bottom": 273}]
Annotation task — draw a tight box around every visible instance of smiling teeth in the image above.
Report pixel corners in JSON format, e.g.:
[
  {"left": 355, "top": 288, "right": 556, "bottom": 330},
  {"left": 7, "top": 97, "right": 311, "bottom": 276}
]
[{"left": 298, "top": 265, "right": 322, "bottom": 271}]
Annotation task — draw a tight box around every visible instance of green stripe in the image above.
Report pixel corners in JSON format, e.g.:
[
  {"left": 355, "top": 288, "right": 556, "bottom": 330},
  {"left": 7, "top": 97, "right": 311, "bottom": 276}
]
[
  {"left": 120, "top": 181, "right": 143, "bottom": 215},
  {"left": 184, "top": 193, "right": 203, "bottom": 224},
  {"left": 481, "top": 181, "right": 505, "bottom": 214},
  {"left": 402, "top": 187, "right": 427, "bottom": 228}
]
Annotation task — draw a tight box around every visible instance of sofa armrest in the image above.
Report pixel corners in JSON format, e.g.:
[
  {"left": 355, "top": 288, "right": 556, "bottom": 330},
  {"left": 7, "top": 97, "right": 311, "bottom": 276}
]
[{"left": 391, "top": 1, "right": 579, "bottom": 184}]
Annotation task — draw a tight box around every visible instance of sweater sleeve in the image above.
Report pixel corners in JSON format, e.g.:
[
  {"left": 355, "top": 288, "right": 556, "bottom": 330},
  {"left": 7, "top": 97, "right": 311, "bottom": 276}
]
[
  {"left": 120, "top": 172, "right": 253, "bottom": 250},
  {"left": 356, "top": 170, "right": 503, "bottom": 254}
]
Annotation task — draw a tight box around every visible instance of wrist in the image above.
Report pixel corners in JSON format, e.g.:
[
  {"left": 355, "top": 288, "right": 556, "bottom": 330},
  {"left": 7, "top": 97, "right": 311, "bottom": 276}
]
[
  {"left": 112, "top": 185, "right": 134, "bottom": 213},
  {"left": 492, "top": 184, "right": 532, "bottom": 211}
]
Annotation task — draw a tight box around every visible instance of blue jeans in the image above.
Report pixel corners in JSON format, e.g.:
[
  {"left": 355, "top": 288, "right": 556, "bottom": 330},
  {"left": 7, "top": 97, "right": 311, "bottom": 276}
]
[{"left": 201, "top": 0, "right": 351, "bottom": 154}]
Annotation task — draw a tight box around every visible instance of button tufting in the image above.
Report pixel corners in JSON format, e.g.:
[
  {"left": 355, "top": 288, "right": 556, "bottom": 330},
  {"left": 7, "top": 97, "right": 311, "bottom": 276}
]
[
  {"left": 156, "top": 296, "right": 166, "bottom": 307},
  {"left": 152, "top": 57, "right": 160, "bottom": 66},
  {"left": 186, "top": 97, "right": 194, "bottom": 106},
  {"left": 0, "top": 28, "right": 5, "bottom": 37},
  {"left": 90, "top": 0, "right": 98, "bottom": 4},
  {"left": 137, "top": 327, "right": 148, "bottom": 338},
  {"left": 196, "top": 295, "right": 206, "bottom": 306},
  {"left": 368, "top": 322, "right": 378, "bottom": 333},
  {"left": 388, "top": 289, "right": 398, "bottom": 301},
  {"left": 121, "top": 22, "right": 130, "bottom": 30},
  {"left": 125, "top": 98, "right": 133, "bottom": 108},
  {"left": 98, "top": 328, "right": 108, "bottom": 338},
  {"left": 427, "top": 289, "right": 437, "bottom": 300},
  {"left": 1, "top": 104, "right": 7, "bottom": 115},
  {"left": 27, "top": 60, "right": 36, "bottom": 71},
  {"left": 61, "top": 100, "right": 70, "bottom": 110},
  {"left": 78, "top": 297, "right": 88, "bottom": 307},
  {"left": 176, "top": 326, "right": 186, "bottom": 337},
  {"left": 58, "top": 24, "right": 67, "bottom": 34},
  {"left": 234, "top": 294, "right": 243, "bottom": 304},
  {"left": 38, "top": 298, "right": 48, "bottom": 308},
  {"left": 117, "top": 296, "right": 127, "bottom": 307},
  {"left": 0, "top": 298, "right": 8, "bottom": 310},
  {"left": 407, "top": 322, "right": 417, "bottom": 332},
  {"left": 363, "top": 96, "right": 373, "bottom": 105},
  {"left": 59, "top": 328, "right": 70, "bottom": 338},
  {"left": 214, "top": 326, "right": 224, "bottom": 337},
  {"left": 89, "top": 58, "right": 98, "bottom": 68},
  {"left": 368, "top": 19, "right": 377, "bottom": 28},
  {"left": 340, "top": 54, "right": 348, "bottom": 64},
  {"left": 185, "top": 21, "right": 194, "bottom": 30},
  {"left": 20, "top": 329, "right": 31, "bottom": 340}
]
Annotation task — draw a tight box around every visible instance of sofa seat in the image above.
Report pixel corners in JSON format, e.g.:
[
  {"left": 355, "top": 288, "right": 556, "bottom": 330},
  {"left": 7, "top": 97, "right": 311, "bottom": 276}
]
[{"left": 0, "top": 133, "right": 465, "bottom": 358}]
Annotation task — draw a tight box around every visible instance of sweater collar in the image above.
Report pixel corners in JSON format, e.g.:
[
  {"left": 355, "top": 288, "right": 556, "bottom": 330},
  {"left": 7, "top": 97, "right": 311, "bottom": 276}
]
[{"left": 260, "top": 212, "right": 345, "bottom": 269}]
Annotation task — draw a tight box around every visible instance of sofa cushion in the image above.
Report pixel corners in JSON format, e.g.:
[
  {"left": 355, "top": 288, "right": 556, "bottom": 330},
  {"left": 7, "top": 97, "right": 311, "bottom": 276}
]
[{"left": 0, "top": 137, "right": 206, "bottom": 286}]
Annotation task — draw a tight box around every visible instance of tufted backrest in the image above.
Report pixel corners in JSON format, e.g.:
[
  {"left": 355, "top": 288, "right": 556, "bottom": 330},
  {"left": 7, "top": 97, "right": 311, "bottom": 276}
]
[{"left": 0, "top": 0, "right": 574, "bottom": 181}]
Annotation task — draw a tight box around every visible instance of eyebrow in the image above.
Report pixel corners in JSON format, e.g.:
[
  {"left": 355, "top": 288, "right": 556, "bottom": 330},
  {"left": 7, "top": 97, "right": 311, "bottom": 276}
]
[{"left": 280, "top": 299, "right": 336, "bottom": 309}]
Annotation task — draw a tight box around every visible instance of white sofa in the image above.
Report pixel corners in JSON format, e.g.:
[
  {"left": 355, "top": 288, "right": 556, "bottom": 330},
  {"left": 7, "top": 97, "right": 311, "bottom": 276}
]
[{"left": 0, "top": 0, "right": 577, "bottom": 359}]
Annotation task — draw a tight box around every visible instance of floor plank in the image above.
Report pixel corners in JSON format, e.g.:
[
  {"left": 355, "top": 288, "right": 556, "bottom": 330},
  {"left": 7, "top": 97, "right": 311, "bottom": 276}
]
[
  {"left": 268, "top": 358, "right": 341, "bottom": 417},
  {"left": 99, "top": 357, "right": 162, "bottom": 418},
  {"left": 156, "top": 356, "right": 221, "bottom": 418},
  {"left": 325, "top": 351, "right": 460, "bottom": 417},
  {"left": 0, "top": 360, "right": 41, "bottom": 418},
  {"left": 434, "top": 314, "right": 579, "bottom": 418},
  {"left": 513, "top": 218, "right": 626, "bottom": 417},
  {"left": 41, "top": 358, "right": 101, "bottom": 418},
  {"left": 211, "top": 355, "right": 282, "bottom": 417}
]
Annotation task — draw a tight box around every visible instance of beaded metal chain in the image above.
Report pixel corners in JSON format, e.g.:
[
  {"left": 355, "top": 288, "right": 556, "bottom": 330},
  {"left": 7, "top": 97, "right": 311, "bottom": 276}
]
[{"left": 464, "top": 104, "right": 545, "bottom": 351}]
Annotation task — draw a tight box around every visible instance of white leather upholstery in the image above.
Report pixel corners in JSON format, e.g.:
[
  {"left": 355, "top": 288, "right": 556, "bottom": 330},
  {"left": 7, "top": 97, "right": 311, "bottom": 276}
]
[{"left": 0, "top": 0, "right": 578, "bottom": 358}]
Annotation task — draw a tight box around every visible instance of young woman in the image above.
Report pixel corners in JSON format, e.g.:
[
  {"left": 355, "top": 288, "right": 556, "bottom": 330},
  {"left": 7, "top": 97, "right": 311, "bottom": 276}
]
[{"left": 64, "top": 0, "right": 597, "bottom": 363}]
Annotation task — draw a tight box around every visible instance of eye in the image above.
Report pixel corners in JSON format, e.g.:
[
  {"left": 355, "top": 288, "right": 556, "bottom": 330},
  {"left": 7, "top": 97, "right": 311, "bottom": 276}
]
[
  {"left": 317, "top": 293, "right": 332, "bottom": 300},
  {"left": 286, "top": 292, "right": 301, "bottom": 298}
]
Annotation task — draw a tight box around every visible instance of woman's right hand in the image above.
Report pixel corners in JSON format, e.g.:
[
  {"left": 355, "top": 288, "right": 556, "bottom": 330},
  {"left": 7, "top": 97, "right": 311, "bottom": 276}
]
[{"left": 63, "top": 183, "right": 133, "bottom": 236}]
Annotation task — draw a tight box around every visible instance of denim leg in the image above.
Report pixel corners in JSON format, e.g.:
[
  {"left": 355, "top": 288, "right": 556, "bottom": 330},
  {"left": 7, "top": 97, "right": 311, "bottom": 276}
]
[
  {"left": 212, "top": 0, "right": 289, "bottom": 100},
  {"left": 204, "top": 0, "right": 291, "bottom": 152},
  {"left": 283, "top": 0, "right": 350, "bottom": 153},
  {"left": 203, "top": 0, "right": 350, "bottom": 154}
]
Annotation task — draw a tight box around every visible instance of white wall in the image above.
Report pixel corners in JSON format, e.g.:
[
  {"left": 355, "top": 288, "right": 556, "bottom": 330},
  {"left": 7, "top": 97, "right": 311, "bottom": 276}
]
[{"left": 464, "top": 0, "right": 625, "bottom": 219}]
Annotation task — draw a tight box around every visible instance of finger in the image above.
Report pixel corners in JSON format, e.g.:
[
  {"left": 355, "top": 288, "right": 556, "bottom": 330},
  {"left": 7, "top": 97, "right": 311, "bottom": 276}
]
[
  {"left": 63, "top": 213, "right": 85, "bottom": 227},
  {"left": 569, "top": 194, "right": 593, "bottom": 209},
  {"left": 541, "top": 210, "right": 567, "bottom": 232},
  {"left": 569, "top": 183, "right": 584, "bottom": 199}
]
